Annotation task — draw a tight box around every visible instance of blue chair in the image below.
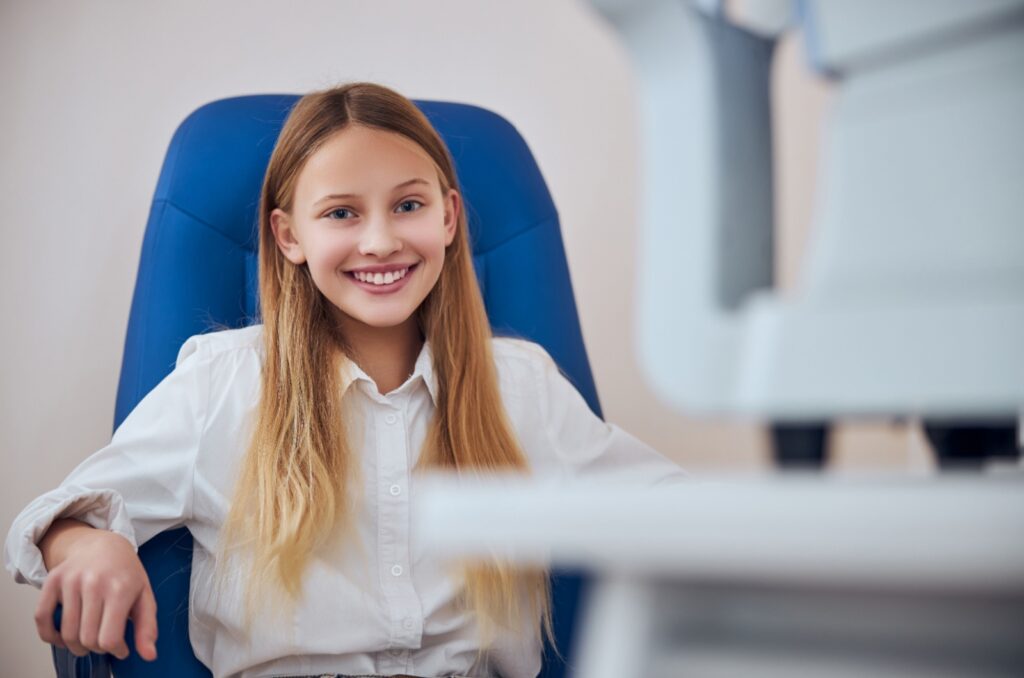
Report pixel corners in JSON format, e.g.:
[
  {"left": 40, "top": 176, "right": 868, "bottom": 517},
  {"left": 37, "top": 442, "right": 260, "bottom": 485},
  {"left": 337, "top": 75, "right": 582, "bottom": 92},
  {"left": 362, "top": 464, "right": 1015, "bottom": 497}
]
[{"left": 53, "top": 95, "right": 597, "bottom": 677}]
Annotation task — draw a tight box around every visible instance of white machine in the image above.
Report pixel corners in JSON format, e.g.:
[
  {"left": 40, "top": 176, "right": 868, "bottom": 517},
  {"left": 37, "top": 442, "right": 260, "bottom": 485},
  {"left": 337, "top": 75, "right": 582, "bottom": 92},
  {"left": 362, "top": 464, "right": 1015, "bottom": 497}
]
[{"left": 593, "top": 0, "right": 1024, "bottom": 418}]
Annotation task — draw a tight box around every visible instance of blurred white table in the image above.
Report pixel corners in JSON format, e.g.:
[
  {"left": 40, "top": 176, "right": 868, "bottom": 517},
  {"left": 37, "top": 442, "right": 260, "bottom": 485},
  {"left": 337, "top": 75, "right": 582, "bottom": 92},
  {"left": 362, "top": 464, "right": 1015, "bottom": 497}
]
[{"left": 415, "top": 474, "right": 1024, "bottom": 677}]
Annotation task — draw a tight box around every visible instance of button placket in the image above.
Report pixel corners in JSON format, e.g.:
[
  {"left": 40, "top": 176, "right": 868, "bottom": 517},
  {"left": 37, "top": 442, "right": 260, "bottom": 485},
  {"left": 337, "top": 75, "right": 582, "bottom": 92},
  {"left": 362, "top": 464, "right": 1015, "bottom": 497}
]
[
  {"left": 375, "top": 403, "right": 423, "bottom": 650},
  {"left": 377, "top": 406, "right": 403, "bottom": 593},
  {"left": 378, "top": 646, "right": 410, "bottom": 674}
]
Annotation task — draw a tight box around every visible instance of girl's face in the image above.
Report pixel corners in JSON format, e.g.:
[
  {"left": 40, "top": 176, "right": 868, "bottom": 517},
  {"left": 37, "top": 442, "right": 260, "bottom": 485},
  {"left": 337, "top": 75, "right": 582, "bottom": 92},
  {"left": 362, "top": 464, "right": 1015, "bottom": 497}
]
[{"left": 270, "top": 124, "right": 459, "bottom": 335}]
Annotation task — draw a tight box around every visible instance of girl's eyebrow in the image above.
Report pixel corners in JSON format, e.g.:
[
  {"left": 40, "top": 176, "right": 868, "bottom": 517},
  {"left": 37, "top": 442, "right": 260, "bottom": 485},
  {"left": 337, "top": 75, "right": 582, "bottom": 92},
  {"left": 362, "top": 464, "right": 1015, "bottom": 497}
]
[{"left": 313, "top": 178, "right": 431, "bottom": 206}]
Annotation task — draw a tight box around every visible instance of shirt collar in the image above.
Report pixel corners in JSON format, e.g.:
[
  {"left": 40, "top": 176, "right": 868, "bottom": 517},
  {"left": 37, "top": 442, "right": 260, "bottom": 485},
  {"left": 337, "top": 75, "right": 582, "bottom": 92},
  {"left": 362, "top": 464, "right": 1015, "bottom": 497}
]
[{"left": 339, "top": 341, "right": 439, "bottom": 404}]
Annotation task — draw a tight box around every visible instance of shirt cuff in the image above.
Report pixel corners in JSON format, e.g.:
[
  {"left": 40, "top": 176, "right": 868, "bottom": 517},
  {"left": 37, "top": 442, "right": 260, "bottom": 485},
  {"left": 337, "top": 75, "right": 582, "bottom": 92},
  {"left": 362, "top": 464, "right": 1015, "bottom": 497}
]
[{"left": 4, "top": 487, "right": 138, "bottom": 588}]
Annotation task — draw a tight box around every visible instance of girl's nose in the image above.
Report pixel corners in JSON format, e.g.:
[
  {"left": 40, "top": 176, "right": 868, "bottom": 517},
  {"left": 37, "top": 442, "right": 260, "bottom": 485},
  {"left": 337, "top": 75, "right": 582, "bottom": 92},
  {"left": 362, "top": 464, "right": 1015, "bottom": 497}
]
[{"left": 357, "top": 214, "right": 402, "bottom": 258}]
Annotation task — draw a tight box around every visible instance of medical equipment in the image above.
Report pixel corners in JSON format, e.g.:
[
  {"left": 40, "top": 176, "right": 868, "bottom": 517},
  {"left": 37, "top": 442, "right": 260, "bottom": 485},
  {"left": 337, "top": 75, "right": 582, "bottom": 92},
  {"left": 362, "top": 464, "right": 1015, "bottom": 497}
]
[
  {"left": 594, "top": 0, "right": 1024, "bottom": 419},
  {"left": 420, "top": 2, "right": 1024, "bottom": 676}
]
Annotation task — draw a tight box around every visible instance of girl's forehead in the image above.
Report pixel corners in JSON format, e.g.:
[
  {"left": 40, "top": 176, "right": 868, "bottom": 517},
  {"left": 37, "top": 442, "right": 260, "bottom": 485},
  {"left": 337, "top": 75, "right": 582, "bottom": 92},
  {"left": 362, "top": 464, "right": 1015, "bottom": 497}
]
[{"left": 300, "top": 125, "right": 438, "bottom": 187}]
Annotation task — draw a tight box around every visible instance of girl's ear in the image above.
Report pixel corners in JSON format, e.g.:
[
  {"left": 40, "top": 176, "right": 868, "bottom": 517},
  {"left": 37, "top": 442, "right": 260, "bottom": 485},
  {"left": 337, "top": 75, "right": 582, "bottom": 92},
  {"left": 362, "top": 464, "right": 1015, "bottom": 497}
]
[
  {"left": 443, "top": 189, "right": 461, "bottom": 247},
  {"left": 270, "top": 208, "right": 307, "bottom": 264}
]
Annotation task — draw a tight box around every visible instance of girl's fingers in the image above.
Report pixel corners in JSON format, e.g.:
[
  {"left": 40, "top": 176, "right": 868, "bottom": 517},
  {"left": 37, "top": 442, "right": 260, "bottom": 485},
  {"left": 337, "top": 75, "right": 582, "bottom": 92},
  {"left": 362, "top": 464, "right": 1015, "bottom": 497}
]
[
  {"left": 59, "top": 581, "right": 88, "bottom": 656},
  {"left": 34, "top": 576, "right": 65, "bottom": 648},
  {"left": 96, "top": 591, "right": 132, "bottom": 660},
  {"left": 78, "top": 582, "right": 104, "bottom": 654},
  {"left": 129, "top": 584, "right": 159, "bottom": 661}
]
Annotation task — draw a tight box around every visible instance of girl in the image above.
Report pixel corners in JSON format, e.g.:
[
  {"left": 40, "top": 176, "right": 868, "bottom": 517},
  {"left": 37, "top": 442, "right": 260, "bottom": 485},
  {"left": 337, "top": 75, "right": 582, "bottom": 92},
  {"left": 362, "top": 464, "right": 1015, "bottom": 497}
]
[{"left": 5, "top": 83, "right": 684, "bottom": 678}]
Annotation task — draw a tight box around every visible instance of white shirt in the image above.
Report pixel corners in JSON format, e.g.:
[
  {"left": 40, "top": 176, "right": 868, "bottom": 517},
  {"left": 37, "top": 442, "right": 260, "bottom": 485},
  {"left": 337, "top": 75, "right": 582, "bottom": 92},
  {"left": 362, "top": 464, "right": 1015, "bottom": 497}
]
[{"left": 5, "top": 325, "right": 684, "bottom": 678}]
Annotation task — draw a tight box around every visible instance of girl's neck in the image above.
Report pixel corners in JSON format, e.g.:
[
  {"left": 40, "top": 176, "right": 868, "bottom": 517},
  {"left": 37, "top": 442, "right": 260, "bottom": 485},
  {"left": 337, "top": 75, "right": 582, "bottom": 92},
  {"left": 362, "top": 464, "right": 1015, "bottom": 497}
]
[{"left": 336, "top": 314, "right": 424, "bottom": 396}]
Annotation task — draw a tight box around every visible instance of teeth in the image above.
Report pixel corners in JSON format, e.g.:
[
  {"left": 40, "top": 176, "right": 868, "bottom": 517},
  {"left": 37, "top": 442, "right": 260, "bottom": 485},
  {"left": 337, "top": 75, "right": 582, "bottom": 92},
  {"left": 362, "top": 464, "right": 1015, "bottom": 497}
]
[{"left": 353, "top": 267, "right": 409, "bottom": 285}]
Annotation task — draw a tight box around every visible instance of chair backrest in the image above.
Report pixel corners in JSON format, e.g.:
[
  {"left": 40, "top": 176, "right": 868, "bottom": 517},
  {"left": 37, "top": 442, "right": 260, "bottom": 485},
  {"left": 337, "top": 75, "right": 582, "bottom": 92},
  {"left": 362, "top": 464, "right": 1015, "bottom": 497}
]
[{"left": 97, "top": 95, "right": 598, "bottom": 677}]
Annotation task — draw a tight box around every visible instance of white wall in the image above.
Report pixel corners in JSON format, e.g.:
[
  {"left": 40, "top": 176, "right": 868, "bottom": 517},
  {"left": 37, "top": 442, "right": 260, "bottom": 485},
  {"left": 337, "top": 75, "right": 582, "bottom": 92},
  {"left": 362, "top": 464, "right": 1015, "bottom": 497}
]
[{"left": 0, "top": 1, "right": 927, "bottom": 673}]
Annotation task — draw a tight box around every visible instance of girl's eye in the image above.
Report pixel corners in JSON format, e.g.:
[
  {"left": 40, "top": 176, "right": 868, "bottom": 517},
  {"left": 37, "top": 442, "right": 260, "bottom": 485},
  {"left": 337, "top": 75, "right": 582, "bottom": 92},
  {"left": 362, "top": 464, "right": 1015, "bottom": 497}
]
[
  {"left": 326, "top": 207, "right": 354, "bottom": 220},
  {"left": 396, "top": 200, "right": 423, "bottom": 214}
]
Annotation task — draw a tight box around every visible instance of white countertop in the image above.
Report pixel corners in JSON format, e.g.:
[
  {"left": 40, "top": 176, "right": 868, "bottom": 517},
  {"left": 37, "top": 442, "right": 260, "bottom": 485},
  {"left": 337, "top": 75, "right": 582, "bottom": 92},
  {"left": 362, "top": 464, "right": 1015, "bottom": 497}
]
[{"left": 414, "top": 473, "right": 1024, "bottom": 591}]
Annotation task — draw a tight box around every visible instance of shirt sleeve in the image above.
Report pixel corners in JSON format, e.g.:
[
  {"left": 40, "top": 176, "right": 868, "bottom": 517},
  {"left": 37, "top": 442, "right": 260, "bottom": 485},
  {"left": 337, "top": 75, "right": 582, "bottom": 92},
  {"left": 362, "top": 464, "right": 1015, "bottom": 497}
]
[
  {"left": 533, "top": 345, "right": 687, "bottom": 486},
  {"left": 4, "top": 335, "right": 211, "bottom": 588}
]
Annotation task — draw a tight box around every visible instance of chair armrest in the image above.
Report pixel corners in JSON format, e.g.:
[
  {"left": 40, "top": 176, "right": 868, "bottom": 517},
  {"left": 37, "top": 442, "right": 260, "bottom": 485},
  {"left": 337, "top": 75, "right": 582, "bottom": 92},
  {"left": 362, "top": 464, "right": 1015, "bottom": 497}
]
[{"left": 52, "top": 605, "right": 113, "bottom": 678}]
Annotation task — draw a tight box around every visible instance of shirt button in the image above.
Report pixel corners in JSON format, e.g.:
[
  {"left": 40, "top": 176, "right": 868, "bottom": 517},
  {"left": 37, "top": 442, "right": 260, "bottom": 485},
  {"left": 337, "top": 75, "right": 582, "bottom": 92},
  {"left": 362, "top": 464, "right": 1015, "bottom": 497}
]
[
  {"left": 385, "top": 413, "right": 398, "bottom": 425},
  {"left": 403, "top": 617, "right": 415, "bottom": 630},
  {"left": 389, "top": 484, "right": 402, "bottom": 496},
  {"left": 391, "top": 564, "right": 403, "bottom": 577}
]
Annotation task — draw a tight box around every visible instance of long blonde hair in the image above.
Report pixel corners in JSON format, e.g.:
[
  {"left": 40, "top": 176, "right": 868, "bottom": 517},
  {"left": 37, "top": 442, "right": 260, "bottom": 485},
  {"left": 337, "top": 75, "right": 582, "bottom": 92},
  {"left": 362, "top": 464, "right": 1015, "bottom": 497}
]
[{"left": 216, "top": 83, "right": 552, "bottom": 653}]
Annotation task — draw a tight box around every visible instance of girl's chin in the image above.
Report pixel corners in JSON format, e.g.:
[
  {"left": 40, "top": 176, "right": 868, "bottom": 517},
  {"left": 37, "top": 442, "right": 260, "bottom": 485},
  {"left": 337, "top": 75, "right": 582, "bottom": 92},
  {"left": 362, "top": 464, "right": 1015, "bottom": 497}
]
[{"left": 330, "top": 307, "right": 419, "bottom": 332}]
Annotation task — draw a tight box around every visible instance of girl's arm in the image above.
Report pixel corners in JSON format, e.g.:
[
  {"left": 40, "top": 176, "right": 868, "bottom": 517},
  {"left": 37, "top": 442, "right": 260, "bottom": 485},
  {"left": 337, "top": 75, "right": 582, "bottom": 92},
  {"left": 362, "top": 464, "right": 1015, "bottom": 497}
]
[
  {"left": 531, "top": 344, "right": 687, "bottom": 485},
  {"left": 5, "top": 334, "right": 212, "bottom": 660},
  {"left": 38, "top": 518, "right": 100, "bottom": 570}
]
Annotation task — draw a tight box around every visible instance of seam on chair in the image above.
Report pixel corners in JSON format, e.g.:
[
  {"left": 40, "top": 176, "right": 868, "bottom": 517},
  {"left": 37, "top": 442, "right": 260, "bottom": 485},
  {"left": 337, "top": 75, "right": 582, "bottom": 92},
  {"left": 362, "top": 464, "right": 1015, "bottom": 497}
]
[
  {"left": 129, "top": 199, "right": 249, "bottom": 424},
  {"left": 244, "top": 251, "right": 260, "bottom": 323},
  {"left": 474, "top": 213, "right": 558, "bottom": 256},
  {"left": 129, "top": 199, "right": 168, "bottom": 424},
  {"left": 155, "top": 198, "right": 254, "bottom": 251},
  {"left": 156, "top": 117, "right": 193, "bottom": 206}
]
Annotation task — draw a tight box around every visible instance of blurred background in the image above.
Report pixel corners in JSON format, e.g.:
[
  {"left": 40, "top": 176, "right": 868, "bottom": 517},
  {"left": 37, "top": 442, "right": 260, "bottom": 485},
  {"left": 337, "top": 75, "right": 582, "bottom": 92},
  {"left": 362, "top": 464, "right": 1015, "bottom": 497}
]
[{"left": 0, "top": 0, "right": 945, "bottom": 673}]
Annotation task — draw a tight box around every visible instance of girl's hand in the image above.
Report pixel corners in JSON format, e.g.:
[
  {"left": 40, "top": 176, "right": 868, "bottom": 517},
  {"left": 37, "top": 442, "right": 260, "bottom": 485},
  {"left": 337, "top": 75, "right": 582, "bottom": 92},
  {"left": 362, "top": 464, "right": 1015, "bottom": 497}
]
[{"left": 34, "top": 521, "right": 158, "bottom": 661}]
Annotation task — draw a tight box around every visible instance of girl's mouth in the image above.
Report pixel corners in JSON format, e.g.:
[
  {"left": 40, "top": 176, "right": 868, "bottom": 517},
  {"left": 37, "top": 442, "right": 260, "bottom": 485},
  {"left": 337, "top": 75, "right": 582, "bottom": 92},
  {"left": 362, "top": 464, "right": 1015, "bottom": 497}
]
[{"left": 345, "top": 263, "right": 418, "bottom": 294}]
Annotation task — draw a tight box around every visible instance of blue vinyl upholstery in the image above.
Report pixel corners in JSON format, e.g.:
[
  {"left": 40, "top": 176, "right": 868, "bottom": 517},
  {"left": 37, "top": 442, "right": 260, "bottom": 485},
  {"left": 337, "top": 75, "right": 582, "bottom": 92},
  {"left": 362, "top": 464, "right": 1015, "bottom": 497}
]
[{"left": 57, "top": 95, "right": 596, "bottom": 677}]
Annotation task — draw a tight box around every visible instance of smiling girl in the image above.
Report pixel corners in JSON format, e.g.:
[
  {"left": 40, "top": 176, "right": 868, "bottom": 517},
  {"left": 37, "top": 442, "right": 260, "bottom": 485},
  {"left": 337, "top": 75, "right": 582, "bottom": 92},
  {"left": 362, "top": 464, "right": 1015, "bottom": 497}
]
[{"left": 5, "top": 83, "right": 684, "bottom": 678}]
